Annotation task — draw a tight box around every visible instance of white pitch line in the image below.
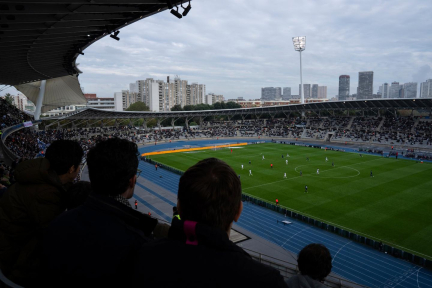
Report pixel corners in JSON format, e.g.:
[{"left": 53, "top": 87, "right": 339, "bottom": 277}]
[
  {"left": 244, "top": 156, "right": 383, "bottom": 191},
  {"left": 242, "top": 174, "right": 303, "bottom": 190}
]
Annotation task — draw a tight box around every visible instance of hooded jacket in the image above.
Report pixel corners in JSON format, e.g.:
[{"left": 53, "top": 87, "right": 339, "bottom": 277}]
[{"left": 0, "top": 158, "right": 67, "bottom": 281}]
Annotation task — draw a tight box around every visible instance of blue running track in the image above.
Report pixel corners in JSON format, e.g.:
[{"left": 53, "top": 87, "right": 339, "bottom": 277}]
[{"left": 137, "top": 140, "right": 432, "bottom": 288}]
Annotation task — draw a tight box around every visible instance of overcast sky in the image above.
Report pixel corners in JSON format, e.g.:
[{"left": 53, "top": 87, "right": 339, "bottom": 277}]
[{"left": 3, "top": 0, "right": 432, "bottom": 100}]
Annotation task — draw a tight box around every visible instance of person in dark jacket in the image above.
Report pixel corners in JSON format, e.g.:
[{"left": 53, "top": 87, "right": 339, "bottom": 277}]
[
  {"left": 0, "top": 140, "right": 83, "bottom": 284},
  {"left": 286, "top": 243, "right": 332, "bottom": 288},
  {"left": 65, "top": 181, "right": 92, "bottom": 210},
  {"left": 38, "top": 138, "right": 158, "bottom": 287},
  {"left": 134, "top": 158, "right": 288, "bottom": 288}
]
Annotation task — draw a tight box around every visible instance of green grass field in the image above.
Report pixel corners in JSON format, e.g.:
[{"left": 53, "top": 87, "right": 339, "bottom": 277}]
[{"left": 151, "top": 143, "right": 432, "bottom": 259}]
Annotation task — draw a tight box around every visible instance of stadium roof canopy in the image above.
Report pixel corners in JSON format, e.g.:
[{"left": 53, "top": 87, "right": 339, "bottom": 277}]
[
  {"left": 46, "top": 98, "right": 432, "bottom": 120},
  {"left": 0, "top": 0, "right": 183, "bottom": 86}
]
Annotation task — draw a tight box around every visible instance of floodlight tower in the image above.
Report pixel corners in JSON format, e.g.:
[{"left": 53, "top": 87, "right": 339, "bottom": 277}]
[{"left": 292, "top": 36, "right": 306, "bottom": 104}]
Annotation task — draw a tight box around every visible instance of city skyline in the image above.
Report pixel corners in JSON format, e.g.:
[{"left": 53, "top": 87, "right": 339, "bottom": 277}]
[{"left": 2, "top": 0, "right": 432, "bottom": 100}]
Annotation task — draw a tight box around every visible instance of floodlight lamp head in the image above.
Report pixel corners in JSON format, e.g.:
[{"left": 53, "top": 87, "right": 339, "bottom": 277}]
[
  {"left": 182, "top": 1, "right": 191, "bottom": 16},
  {"left": 171, "top": 6, "right": 183, "bottom": 19},
  {"left": 110, "top": 31, "right": 120, "bottom": 41},
  {"left": 292, "top": 36, "right": 306, "bottom": 51}
]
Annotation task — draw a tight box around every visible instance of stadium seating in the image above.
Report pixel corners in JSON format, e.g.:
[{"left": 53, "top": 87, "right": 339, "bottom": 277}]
[{"left": 2, "top": 115, "right": 432, "bottom": 162}]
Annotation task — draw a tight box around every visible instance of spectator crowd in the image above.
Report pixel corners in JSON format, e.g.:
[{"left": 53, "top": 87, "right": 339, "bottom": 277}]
[{"left": 1, "top": 97, "right": 430, "bottom": 287}]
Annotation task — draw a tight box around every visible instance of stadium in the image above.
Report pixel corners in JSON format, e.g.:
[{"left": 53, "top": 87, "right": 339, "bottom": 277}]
[{"left": 1, "top": 1, "right": 432, "bottom": 288}]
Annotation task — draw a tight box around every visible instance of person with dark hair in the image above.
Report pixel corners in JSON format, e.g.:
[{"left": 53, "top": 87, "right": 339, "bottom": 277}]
[
  {"left": 134, "top": 158, "right": 288, "bottom": 287},
  {"left": 0, "top": 140, "right": 83, "bottom": 284},
  {"left": 286, "top": 243, "right": 332, "bottom": 288},
  {"left": 39, "top": 138, "right": 158, "bottom": 287}
]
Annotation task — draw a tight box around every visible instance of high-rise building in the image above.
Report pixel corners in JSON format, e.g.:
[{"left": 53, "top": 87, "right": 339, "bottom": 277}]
[
  {"left": 420, "top": 79, "right": 432, "bottom": 98},
  {"left": 379, "top": 83, "right": 389, "bottom": 98},
  {"left": 155, "top": 80, "right": 167, "bottom": 112},
  {"left": 135, "top": 80, "right": 145, "bottom": 103},
  {"left": 119, "top": 90, "right": 133, "bottom": 110},
  {"left": 311, "top": 84, "right": 318, "bottom": 98},
  {"left": 403, "top": 82, "right": 418, "bottom": 98},
  {"left": 208, "top": 93, "right": 224, "bottom": 103},
  {"left": 261, "top": 87, "right": 281, "bottom": 100},
  {"left": 338, "top": 75, "right": 350, "bottom": 101},
  {"left": 130, "top": 77, "right": 209, "bottom": 110},
  {"left": 135, "top": 79, "right": 151, "bottom": 103},
  {"left": 389, "top": 82, "right": 402, "bottom": 99},
  {"left": 12, "top": 94, "right": 29, "bottom": 111},
  {"left": 129, "top": 83, "right": 137, "bottom": 94},
  {"left": 282, "top": 87, "right": 291, "bottom": 100},
  {"left": 166, "top": 81, "right": 176, "bottom": 110},
  {"left": 357, "top": 71, "right": 373, "bottom": 100},
  {"left": 299, "top": 84, "right": 311, "bottom": 99},
  {"left": 275, "top": 87, "right": 281, "bottom": 100},
  {"left": 174, "top": 76, "right": 188, "bottom": 107},
  {"left": 199, "top": 84, "right": 206, "bottom": 104},
  {"left": 147, "top": 82, "right": 159, "bottom": 112},
  {"left": 205, "top": 94, "right": 213, "bottom": 105},
  {"left": 318, "top": 86, "right": 327, "bottom": 99}
]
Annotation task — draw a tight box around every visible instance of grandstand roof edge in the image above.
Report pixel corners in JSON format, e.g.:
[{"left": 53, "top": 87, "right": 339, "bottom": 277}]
[{"left": 40, "top": 99, "right": 432, "bottom": 121}]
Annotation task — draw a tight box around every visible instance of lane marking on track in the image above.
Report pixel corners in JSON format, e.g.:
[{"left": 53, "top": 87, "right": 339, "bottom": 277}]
[
  {"left": 241, "top": 205, "right": 431, "bottom": 276},
  {"left": 242, "top": 191, "right": 432, "bottom": 259},
  {"left": 417, "top": 268, "right": 422, "bottom": 288},
  {"left": 281, "top": 227, "right": 311, "bottom": 248},
  {"left": 332, "top": 241, "right": 352, "bottom": 263}
]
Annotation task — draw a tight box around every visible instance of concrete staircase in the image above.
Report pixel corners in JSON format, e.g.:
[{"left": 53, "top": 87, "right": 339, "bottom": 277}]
[
  {"left": 411, "top": 118, "right": 420, "bottom": 133},
  {"left": 301, "top": 129, "right": 308, "bottom": 138},
  {"left": 377, "top": 117, "right": 385, "bottom": 132},
  {"left": 346, "top": 117, "right": 355, "bottom": 130},
  {"left": 319, "top": 118, "right": 325, "bottom": 129}
]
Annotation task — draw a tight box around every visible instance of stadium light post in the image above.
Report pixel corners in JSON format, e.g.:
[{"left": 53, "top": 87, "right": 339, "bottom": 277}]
[{"left": 292, "top": 36, "right": 306, "bottom": 105}]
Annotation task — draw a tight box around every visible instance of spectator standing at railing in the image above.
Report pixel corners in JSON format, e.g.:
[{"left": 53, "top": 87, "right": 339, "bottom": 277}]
[
  {"left": 0, "top": 139, "right": 83, "bottom": 285},
  {"left": 38, "top": 138, "right": 158, "bottom": 287},
  {"left": 134, "top": 158, "right": 288, "bottom": 287}
]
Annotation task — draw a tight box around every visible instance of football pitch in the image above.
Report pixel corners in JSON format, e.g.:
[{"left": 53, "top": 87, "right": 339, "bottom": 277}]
[{"left": 150, "top": 142, "right": 432, "bottom": 259}]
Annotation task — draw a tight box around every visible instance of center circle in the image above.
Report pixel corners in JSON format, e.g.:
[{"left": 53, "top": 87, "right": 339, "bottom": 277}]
[{"left": 294, "top": 165, "right": 360, "bottom": 179}]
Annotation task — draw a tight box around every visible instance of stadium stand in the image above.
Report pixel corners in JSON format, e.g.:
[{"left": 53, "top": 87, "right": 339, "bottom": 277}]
[
  {"left": 2, "top": 0, "right": 431, "bottom": 286},
  {"left": 2, "top": 106, "right": 432, "bottom": 286}
]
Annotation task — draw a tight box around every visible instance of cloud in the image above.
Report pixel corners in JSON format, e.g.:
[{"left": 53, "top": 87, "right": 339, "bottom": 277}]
[
  {"left": 3, "top": 0, "right": 432, "bottom": 101},
  {"left": 412, "top": 65, "right": 432, "bottom": 83}
]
